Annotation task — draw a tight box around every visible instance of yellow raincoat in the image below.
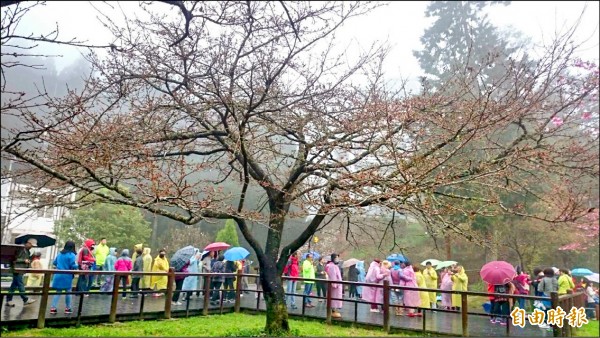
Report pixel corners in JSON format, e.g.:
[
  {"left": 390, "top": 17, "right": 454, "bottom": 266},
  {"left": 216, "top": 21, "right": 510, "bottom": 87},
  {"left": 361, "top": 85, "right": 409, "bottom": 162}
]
[
  {"left": 131, "top": 243, "right": 143, "bottom": 263},
  {"left": 25, "top": 259, "right": 44, "bottom": 287},
  {"left": 558, "top": 274, "right": 575, "bottom": 295},
  {"left": 451, "top": 267, "right": 468, "bottom": 307},
  {"left": 150, "top": 254, "right": 169, "bottom": 290},
  {"left": 424, "top": 266, "right": 438, "bottom": 304},
  {"left": 415, "top": 271, "right": 430, "bottom": 308},
  {"left": 141, "top": 248, "right": 153, "bottom": 289}
]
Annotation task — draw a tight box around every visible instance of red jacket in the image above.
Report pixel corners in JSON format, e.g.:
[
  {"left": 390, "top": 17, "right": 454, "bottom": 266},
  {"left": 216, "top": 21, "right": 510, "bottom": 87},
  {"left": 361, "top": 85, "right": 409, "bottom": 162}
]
[
  {"left": 283, "top": 256, "right": 299, "bottom": 279},
  {"left": 77, "top": 239, "right": 96, "bottom": 269},
  {"left": 487, "top": 283, "right": 495, "bottom": 301}
]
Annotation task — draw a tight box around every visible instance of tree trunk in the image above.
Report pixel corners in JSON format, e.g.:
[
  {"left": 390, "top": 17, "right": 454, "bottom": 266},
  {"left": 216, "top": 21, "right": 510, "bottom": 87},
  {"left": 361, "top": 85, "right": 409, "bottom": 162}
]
[
  {"left": 260, "top": 258, "right": 289, "bottom": 335},
  {"left": 151, "top": 213, "right": 158, "bottom": 248}
]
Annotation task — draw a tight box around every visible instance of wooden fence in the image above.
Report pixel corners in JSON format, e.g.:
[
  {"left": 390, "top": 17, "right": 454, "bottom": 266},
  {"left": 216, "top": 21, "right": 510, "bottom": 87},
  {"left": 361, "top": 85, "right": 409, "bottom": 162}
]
[{"left": 1, "top": 268, "right": 594, "bottom": 337}]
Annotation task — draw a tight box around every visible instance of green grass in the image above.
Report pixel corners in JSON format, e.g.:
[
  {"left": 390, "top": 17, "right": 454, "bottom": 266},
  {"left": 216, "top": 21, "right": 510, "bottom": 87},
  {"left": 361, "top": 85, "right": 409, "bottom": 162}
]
[
  {"left": 2, "top": 313, "right": 423, "bottom": 337},
  {"left": 575, "top": 319, "right": 599, "bottom": 337}
]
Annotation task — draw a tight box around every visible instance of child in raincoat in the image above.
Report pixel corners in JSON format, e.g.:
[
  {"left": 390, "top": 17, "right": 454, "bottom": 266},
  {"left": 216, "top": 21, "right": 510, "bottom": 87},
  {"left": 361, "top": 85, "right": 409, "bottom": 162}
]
[
  {"left": 182, "top": 249, "right": 201, "bottom": 300},
  {"left": 451, "top": 266, "right": 468, "bottom": 310},
  {"left": 141, "top": 248, "right": 153, "bottom": 289},
  {"left": 414, "top": 266, "right": 430, "bottom": 310},
  {"left": 25, "top": 252, "right": 44, "bottom": 287},
  {"left": 100, "top": 248, "right": 117, "bottom": 292},
  {"left": 151, "top": 249, "right": 169, "bottom": 297}
]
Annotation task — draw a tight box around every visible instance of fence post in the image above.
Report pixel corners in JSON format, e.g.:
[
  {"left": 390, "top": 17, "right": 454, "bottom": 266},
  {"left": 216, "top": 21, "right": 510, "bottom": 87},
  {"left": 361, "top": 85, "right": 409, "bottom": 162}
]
[
  {"left": 109, "top": 273, "right": 120, "bottom": 323},
  {"left": 383, "top": 280, "right": 390, "bottom": 333},
  {"left": 550, "top": 292, "right": 560, "bottom": 337},
  {"left": 202, "top": 275, "right": 211, "bottom": 316},
  {"left": 37, "top": 271, "right": 52, "bottom": 329},
  {"left": 326, "top": 280, "right": 332, "bottom": 324},
  {"left": 461, "top": 293, "right": 469, "bottom": 337},
  {"left": 234, "top": 269, "right": 242, "bottom": 313},
  {"left": 164, "top": 268, "right": 175, "bottom": 319},
  {"left": 565, "top": 290, "right": 573, "bottom": 337}
]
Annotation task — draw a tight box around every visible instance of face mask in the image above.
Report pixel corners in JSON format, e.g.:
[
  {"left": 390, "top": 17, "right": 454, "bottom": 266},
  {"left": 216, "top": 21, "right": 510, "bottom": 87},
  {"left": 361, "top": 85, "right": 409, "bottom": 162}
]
[
  {"left": 159, "top": 254, "right": 165, "bottom": 258},
  {"left": 90, "top": 246, "right": 95, "bottom": 251},
  {"left": 334, "top": 258, "right": 339, "bottom": 263}
]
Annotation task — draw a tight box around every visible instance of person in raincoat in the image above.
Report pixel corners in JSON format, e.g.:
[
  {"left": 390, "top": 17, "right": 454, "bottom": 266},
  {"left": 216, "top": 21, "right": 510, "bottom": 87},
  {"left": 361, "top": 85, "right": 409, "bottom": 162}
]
[
  {"left": 440, "top": 267, "right": 453, "bottom": 309},
  {"left": 182, "top": 249, "right": 201, "bottom": 300},
  {"left": 94, "top": 238, "right": 109, "bottom": 286},
  {"left": 25, "top": 252, "right": 44, "bottom": 287},
  {"left": 76, "top": 239, "right": 95, "bottom": 294},
  {"left": 414, "top": 266, "right": 430, "bottom": 312},
  {"left": 141, "top": 248, "right": 153, "bottom": 290},
  {"left": 363, "top": 259, "right": 385, "bottom": 312},
  {"left": 101, "top": 248, "right": 117, "bottom": 292},
  {"left": 325, "top": 253, "right": 343, "bottom": 318},
  {"left": 302, "top": 253, "right": 316, "bottom": 308},
  {"left": 315, "top": 257, "right": 328, "bottom": 301},
  {"left": 399, "top": 261, "right": 419, "bottom": 316},
  {"left": 151, "top": 249, "right": 169, "bottom": 297},
  {"left": 49, "top": 240, "right": 79, "bottom": 314},
  {"left": 451, "top": 265, "right": 468, "bottom": 310},
  {"left": 423, "top": 261, "right": 438, "bottom": 308},
  {"left": 114, "top": 249, "right": 133, "bottom": 299},
  {"left": 376, "top": 260, "right": 393, "bottom": 311},
  {"left": 558, "top": 269, "right": 575, "bottom": 295},
  {"left": 131, "top": 243, "right": 143, "bottom": 263},
  {"left": 348, "top": 262, "right": 360, "bottom": 299},
  {"left": 130, "top": 247, "right": 144, "bottom": 298},
  {"left": 390, "top": 261, "right": 404, "bottom": 316},
  {"left": 356, "top": 261, "right": 366, "bottom": 299}
]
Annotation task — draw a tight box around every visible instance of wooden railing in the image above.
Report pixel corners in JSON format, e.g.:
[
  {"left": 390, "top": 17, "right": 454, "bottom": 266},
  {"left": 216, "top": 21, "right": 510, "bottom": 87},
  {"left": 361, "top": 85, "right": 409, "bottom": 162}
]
[{"left": 1, "top": 268, "right": 586, "bottom": 337}]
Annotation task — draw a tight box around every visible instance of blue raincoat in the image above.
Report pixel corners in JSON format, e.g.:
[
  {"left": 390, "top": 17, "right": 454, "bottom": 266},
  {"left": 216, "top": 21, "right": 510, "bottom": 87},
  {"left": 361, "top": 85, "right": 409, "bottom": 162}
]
[
  {"left": 356, "top": 261, "right": 366, "bottom": 295},
  {"left": 182, "top": 249, "right": 200, "bottom": 291},
  {"left": 100, "top": 248, "right": 117, "bottom": 292}
]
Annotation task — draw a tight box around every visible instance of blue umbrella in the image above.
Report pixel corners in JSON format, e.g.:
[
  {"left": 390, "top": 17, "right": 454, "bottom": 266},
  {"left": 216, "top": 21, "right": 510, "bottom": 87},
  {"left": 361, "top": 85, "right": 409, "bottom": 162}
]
[
  {"left": 302, "top": 251, "right": 320, "bottom": 260},
  {"left": 571, "top": 268, "right": 594, "bottom": 277},
  {"left": 224, "top": 247, "right": 250, "bottom": 261},
  {"left": 386, "top": 253, "right": 408, "bottom": 263}
]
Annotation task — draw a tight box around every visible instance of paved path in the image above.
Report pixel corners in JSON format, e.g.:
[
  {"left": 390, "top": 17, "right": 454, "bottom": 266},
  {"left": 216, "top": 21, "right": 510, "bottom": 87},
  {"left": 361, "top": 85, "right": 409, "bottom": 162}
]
[{"left": 1, "top": 290, "right": 552, "bottom": 336}]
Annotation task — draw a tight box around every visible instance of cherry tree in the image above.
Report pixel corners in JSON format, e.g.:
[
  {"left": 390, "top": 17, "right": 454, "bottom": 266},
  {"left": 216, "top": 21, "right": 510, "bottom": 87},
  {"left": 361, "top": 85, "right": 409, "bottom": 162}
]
[{"left": 1, "top": 1, "right": 598, "bottom": 333}]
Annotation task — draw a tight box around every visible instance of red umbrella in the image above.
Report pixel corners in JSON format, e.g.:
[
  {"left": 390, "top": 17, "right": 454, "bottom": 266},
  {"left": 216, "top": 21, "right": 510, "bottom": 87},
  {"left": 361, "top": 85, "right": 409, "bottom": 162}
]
[
  {"left": 480, "top": 261, "right": 516, "bottom": 285},
  {"left": 204, "top": 242, "right": 230, "bottom": 251}
]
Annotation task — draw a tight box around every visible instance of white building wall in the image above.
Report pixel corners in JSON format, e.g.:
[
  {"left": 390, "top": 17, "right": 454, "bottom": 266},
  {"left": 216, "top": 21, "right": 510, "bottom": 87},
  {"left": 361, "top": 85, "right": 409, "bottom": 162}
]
[{"left": 1, "top": 179, "right": 71, "bottom": 268}]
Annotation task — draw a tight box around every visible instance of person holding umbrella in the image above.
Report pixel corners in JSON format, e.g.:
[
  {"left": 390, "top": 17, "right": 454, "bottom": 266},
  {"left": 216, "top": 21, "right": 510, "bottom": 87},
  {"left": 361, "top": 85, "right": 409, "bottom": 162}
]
[
  {"left": 6, "top": 238, "right": 37, "bottom": 307},
  {"left": 170, "top": 246, "right": 196, "bottom": 305},
  {"left": 326, "top": 253, "right": 343, "bottom": 319},
  {"left": 210, "top": 255, "right": 226, "bottom": 305}
]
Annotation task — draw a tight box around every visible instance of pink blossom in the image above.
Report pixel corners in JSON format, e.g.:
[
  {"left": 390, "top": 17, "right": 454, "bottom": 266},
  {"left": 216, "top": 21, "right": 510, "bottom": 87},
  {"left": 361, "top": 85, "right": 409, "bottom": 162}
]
[
  {"left": 582, "top": 112, "right": 592, "bottom": 120},
  {"left": 551, "top": 116, "right": 563, "bottom": 126}
]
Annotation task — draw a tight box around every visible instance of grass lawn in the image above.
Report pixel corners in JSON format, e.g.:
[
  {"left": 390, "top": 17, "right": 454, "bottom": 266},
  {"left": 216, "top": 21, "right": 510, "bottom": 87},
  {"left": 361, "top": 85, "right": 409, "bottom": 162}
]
[
  {"left": 2, "top": 313, "right": 424, "bottom": 337},
  {"left": 575, "top": 320, "right": 599, "bottom": 337}
]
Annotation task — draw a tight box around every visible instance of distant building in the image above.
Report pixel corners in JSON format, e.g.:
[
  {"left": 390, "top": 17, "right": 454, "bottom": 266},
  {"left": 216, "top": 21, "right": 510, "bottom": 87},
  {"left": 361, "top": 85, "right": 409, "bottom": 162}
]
[{"left": 1, "top": 178, "right": 74, "bottom": 268}]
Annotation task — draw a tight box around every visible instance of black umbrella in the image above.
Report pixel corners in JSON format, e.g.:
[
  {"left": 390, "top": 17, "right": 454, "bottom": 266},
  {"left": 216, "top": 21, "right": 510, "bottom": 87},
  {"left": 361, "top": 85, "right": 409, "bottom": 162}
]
[{"left": 14, "top": 233, "right": 56, "bottom": 248}]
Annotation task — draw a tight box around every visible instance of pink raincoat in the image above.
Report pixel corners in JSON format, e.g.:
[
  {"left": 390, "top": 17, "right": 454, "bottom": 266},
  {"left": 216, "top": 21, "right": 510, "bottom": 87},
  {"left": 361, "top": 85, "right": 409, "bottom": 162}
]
[
  {"left": 325, "top": 261, "right": 343, "bottom": 309},
  {"left": 376, "top": 266, "right": 392, "bottom": 304},
  {"left": 362, "top": 261, "right": 384, "bottom": 304},
  {"left": 440, "top": 272, "right": 453, "bottom": 308},
  {"left": 400, "top": 265, "right": 420, "bottom": 307}
]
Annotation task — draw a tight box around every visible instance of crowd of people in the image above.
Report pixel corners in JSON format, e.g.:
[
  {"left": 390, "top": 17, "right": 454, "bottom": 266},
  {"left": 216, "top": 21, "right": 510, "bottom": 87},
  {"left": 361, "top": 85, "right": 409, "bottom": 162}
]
[
  {"left": 6, "top": 238, "right": 252, "bottom": 314},
  {"left": 5, "top": 238, "right": 599, "bottom": 324}
]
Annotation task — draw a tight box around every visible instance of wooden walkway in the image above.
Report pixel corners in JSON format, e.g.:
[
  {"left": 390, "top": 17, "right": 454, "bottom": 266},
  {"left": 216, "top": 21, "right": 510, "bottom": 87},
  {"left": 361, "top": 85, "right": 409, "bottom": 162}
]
[{"left": 1, "top": 290, "right": 552, "bottom": 336}]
